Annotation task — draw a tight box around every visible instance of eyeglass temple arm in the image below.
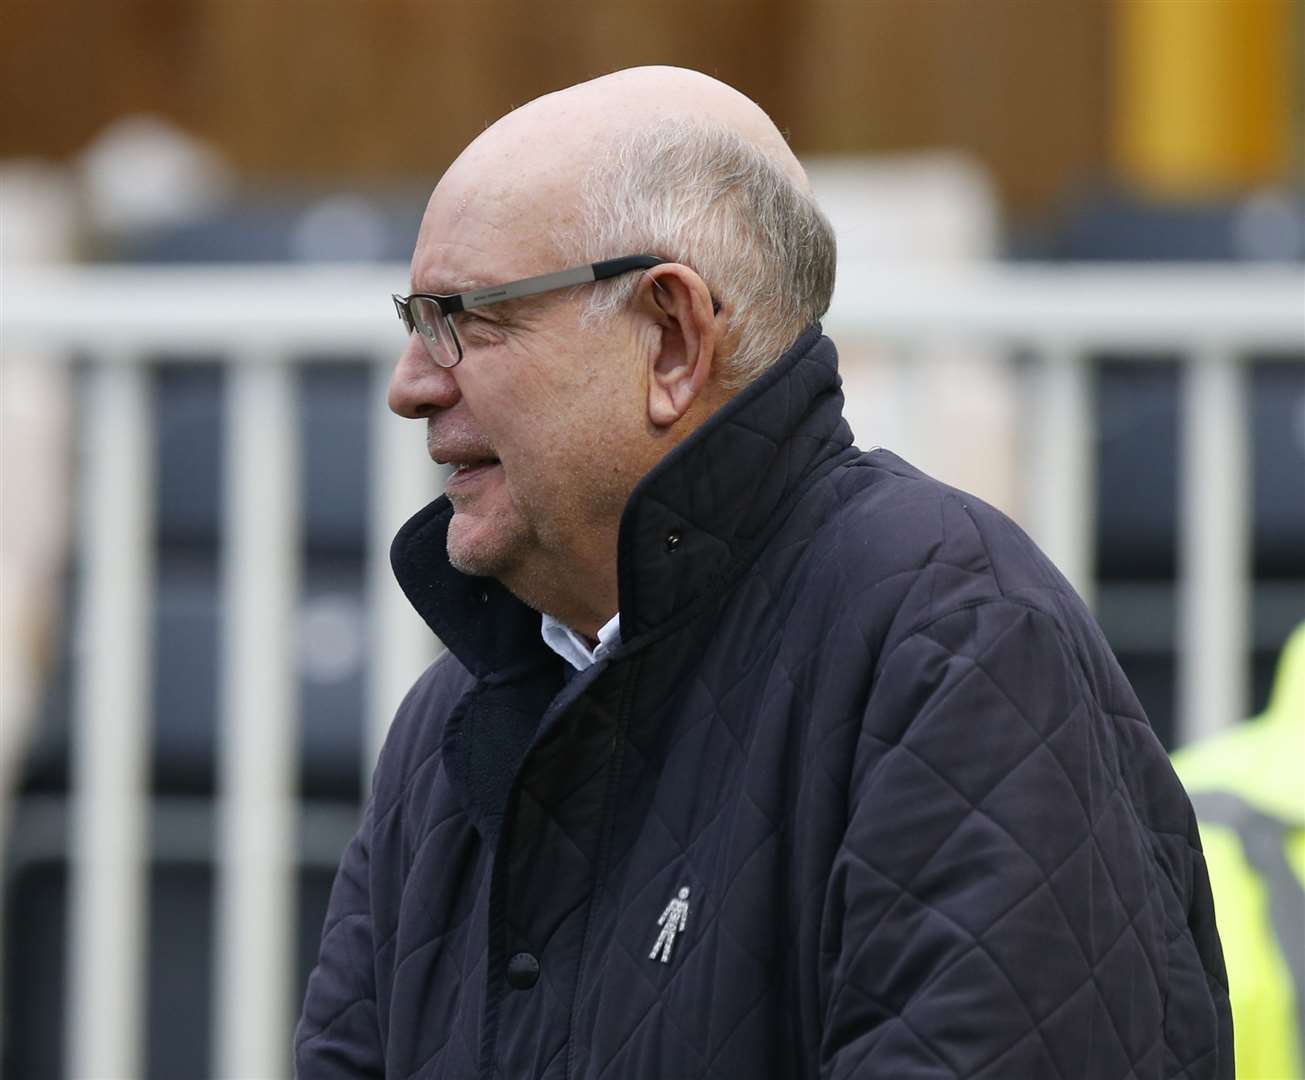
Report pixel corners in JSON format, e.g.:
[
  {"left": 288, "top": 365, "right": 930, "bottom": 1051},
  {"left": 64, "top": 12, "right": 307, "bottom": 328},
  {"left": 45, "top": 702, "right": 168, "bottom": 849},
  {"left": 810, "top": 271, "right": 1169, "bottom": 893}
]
[
  {"left": 592, "top": 255, "right": 666, "bottom": 280},
  {"left": 597, "top": 255, "right": 720, "bottom": 314},
  {"left": 457, "top": 255, "right": 666, "bottom": 312}
]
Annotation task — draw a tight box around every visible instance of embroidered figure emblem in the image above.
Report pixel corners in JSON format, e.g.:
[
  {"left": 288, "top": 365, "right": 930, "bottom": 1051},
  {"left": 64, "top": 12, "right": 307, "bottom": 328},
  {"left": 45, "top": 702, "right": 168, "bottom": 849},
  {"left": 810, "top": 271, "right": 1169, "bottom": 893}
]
[{"left": 650, "top": 886, "right": 691, "bottom": 963}]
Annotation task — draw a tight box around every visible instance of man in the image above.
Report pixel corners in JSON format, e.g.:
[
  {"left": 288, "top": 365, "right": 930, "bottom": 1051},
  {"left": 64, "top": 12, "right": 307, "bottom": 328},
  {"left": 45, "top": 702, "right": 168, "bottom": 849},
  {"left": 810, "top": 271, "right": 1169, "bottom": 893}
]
[
  {"left": 1172, "top": 622, "right": 1304, "bottom": 1078},
  {"left": 297, "top": 67, "right": 1230, "bottom": 1078}
]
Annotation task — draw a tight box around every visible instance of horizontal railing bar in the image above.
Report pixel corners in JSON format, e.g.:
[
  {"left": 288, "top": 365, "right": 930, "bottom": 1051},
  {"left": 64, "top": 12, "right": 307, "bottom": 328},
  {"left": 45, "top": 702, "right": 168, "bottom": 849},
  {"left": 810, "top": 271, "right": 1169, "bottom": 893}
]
[
  {"left": 7, "top": 264, "right": 408, "bottom": 353},
  {"left": 6, "top": 796, "right": 362, "bottom": 871},
  {"left": 830, "top": 264, "right": 1305, "bottom": 347},
  {"left": 7, "top": 263, "right": 1304, "bottom": 353}
]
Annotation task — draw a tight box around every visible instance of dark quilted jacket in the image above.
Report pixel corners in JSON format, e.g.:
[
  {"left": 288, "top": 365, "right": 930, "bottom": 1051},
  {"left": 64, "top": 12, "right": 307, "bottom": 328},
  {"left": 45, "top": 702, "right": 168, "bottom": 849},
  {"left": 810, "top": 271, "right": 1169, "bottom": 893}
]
[{"left": 296, "top": 327, "right": 1231, "bottom": 1079}]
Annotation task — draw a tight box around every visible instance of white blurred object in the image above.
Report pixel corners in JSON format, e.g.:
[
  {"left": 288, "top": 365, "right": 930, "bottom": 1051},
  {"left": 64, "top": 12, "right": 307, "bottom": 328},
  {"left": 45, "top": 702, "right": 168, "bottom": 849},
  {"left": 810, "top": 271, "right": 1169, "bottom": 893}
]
[
  {"left": 0, "top": 361, "right": 72, "bottom": 733},
  {"left": 78, "top": 114, "right": 233, "bottom": 236},
  {"left": 291, "top": 195, "right": 390, "bottom": 262},
  {"left": 1, "top": 160, "right": 81, "bottom": 264},
  {"left": 0, "top": 162, "right": 77, "bottom": 792},
  {"left": 808, "top": 152, "right": 1000, "bottom": 264},
  {"left": 298, "top": 593, "right": 366, "bottom": 684},
  {"left": 0, "top": 161, "right": 79, "bottom": 1067},
  {"left": 804, "top": 153, "right": 1018, "bottom": 521},
  {"left": 1232, "top": 187, "right": 1305, "bottom": 262}
]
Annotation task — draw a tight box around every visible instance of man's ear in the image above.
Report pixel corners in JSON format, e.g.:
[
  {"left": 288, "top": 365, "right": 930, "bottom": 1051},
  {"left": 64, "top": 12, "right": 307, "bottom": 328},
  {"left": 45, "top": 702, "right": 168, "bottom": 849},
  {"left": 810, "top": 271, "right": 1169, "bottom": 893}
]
[{"left": 638, "top": 265, "right": 719, "bottom": 429}]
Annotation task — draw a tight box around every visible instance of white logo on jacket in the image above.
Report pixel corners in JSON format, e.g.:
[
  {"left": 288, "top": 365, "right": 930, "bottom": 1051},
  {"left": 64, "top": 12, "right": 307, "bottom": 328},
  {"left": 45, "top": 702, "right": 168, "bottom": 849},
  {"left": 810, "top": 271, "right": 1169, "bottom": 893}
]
[{"left": 650, "top": 886, "right": 691, "bottom": 963}]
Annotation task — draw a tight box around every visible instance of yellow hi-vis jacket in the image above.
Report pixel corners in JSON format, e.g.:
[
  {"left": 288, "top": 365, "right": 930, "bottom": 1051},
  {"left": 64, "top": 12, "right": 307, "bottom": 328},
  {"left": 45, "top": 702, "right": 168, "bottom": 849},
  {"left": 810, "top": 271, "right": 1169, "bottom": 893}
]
[{"left": 1173, "top": 622, "right": 1305, "bottom": 1079}]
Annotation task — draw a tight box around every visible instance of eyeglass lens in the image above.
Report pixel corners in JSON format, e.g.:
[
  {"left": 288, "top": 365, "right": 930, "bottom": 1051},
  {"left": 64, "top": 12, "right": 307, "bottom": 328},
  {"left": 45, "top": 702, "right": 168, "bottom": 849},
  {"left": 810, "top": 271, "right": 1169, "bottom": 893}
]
[{"left": 408, "top": 297, "right": 460, "bottom": 367}]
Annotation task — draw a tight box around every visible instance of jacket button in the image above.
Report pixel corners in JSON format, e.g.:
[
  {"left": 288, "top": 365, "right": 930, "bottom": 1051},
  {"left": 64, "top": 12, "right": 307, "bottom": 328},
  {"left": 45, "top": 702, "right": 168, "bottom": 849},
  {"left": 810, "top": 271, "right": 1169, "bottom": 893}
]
[{"left": 506, "top": 951, "right": 540, "bottom": 990}]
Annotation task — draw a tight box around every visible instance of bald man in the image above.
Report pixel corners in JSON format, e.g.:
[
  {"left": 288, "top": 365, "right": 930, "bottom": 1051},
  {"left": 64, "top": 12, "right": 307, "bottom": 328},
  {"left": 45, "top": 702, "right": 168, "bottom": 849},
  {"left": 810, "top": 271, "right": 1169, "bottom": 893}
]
[{"left": 297, "top": 68, "right": 1230, "bottom": 1079}]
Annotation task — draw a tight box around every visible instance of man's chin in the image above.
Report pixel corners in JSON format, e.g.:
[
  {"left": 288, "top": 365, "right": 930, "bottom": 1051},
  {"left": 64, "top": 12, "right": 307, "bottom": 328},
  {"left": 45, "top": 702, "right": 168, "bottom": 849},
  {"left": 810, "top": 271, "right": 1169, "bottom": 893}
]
[
  {"left": 445, "top": 512, "right": 520, "bottom": 580},
  {"left": 446, "top": 534, "right": 498, "bottom": 579}
]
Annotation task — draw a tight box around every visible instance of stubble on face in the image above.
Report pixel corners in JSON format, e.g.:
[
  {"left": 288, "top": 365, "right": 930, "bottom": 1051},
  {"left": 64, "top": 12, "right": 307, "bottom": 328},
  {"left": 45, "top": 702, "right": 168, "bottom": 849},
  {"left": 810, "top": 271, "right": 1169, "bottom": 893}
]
[
  {"left": 443, "top": 462, "right": 538, "bottom": 583},
  {"left": 440, "top": 324, "right": 641, "bottom": 604}
]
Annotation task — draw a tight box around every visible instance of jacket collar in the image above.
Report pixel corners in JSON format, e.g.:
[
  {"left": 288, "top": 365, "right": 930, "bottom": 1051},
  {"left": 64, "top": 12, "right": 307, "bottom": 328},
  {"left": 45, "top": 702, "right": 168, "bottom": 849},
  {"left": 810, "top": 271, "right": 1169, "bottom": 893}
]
[{"left": 390, "top": 324, "right": 853, "bottom": 679}]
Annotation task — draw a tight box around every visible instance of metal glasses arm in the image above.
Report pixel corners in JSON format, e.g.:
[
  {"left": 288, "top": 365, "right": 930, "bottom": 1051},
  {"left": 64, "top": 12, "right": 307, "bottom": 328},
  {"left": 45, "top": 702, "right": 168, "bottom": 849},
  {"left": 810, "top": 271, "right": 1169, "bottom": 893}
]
[{"left": 453, "top": 255, "right": 666, "bottom": 312}]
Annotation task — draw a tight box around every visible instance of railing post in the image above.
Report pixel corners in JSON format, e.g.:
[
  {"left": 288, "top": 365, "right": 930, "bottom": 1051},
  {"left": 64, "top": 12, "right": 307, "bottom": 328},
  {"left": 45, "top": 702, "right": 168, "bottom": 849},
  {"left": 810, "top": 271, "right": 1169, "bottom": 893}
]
[
  {"left": 66, "top": 359, "right": 153, "bottom": 1080},
  {"left": 1177, "top": 345, "right": 1250, "bottom": 745},
  {"left": 1027, "top": 345, "right": 1096, "bottom": 609},
  {"left": 364, "top": 362, "right": 443, "bottom": 788},
  {"left": 214, "top": 359, "right": 301, "bottom": 1079}
]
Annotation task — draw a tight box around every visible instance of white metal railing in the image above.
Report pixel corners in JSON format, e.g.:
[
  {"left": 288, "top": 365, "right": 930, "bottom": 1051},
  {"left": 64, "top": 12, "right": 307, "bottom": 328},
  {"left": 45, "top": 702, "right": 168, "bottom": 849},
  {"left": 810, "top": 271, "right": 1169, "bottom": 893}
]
[
  {"left": 67, "top": 360, "right": 152, "bottom": 1080},
  {"left": 213, "top": 361, "right": 301, "bottom": 1077},
  {"left": 4, "top": 261, "right": 1303, "bottom": 1079}
]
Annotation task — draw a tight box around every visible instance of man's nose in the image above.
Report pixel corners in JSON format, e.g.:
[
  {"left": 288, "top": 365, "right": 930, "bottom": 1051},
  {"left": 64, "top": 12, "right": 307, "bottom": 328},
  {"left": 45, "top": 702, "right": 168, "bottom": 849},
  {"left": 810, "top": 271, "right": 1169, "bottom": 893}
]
[{"left": 387, "top": 335, "right": 461, "bottom": 418}]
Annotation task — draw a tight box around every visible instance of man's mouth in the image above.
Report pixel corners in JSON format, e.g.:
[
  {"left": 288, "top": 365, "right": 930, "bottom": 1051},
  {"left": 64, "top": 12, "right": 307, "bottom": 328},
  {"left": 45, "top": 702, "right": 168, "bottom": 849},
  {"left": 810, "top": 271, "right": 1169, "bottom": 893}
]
[
  {"left": 431, "top": 448, "right": 499, "bottom": 469},
  {"left": 442, "top": 456, "right": 502, "bottom": 491}
]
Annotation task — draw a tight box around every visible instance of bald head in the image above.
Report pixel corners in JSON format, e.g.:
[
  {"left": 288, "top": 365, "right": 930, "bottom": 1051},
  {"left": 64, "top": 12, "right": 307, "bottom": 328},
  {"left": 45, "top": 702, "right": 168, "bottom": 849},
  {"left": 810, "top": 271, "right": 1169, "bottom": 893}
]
[{"left": 448, "top": 66, "right": 810, "bottom": 211}]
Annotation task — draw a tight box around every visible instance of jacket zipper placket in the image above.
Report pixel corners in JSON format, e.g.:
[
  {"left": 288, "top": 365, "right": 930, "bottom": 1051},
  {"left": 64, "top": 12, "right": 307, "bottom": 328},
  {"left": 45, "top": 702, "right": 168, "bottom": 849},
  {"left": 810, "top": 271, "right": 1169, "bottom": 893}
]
[
  {"left": 476, "top": 662, "right": 617, "bottom": 1080},
  {"left": 564, "top": 657, "right": 641, "bottom": 1080}
]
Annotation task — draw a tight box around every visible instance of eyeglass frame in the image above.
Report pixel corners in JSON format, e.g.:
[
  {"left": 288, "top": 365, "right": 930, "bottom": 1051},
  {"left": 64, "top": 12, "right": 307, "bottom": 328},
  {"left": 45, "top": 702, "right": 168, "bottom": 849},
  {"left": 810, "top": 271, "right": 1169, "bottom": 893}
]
[{"left": 393, "top": 254, "right": 671, "bottom": 368}]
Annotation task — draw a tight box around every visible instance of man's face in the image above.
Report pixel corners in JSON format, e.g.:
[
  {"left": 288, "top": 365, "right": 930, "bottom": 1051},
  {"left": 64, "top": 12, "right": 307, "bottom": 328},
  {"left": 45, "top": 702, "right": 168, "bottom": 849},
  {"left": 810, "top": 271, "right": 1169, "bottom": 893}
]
[{"left": 388, "top": 174, "right": 647, "bottom": 593}]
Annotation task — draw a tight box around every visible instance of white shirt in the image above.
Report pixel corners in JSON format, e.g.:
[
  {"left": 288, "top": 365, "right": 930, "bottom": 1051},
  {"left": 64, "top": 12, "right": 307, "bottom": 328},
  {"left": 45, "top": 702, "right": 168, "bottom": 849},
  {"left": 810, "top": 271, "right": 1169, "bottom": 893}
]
[{"left": 540, "top": 611, "right": 621, "bottom": 671}]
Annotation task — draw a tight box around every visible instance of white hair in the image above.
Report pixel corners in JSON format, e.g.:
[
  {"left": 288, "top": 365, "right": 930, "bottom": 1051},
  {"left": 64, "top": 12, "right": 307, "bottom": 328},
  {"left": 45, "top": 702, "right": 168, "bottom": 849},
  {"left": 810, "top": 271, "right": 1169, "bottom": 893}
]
[{"left": 559, "top": 118, "right": 837, "bottom": 389}]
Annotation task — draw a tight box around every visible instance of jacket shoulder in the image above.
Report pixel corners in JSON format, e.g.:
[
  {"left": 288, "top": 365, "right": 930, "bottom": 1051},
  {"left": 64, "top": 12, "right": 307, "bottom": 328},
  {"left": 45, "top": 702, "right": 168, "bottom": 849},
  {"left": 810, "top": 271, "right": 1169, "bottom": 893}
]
[
  {"left": 808, "top": 450, "right": 1055, "bottom": 624},
  {"left": 798, "top": 450, "right": 1139, "bottom": 718}
]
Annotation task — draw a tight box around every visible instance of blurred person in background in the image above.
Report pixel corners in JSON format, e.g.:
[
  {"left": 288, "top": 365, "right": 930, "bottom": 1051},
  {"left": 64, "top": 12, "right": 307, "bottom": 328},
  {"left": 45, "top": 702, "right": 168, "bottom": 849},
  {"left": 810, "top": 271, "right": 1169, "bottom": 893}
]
[
  {"left": 0, "top": 167, "right": 78, "bottom": 1048},
  {"left": 296, "top": 66, "right": 1230, "bottom": 1078},
  {"left": 1173, "top": 622, "right": 1305, "bottom": 1079}
]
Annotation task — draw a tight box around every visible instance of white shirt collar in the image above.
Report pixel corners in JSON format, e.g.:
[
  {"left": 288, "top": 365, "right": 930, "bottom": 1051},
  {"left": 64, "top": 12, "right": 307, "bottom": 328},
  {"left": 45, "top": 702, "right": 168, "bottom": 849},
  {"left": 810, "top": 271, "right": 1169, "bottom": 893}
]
[{"left": 540, "top": 611, "right": 621, "bottom": 671}]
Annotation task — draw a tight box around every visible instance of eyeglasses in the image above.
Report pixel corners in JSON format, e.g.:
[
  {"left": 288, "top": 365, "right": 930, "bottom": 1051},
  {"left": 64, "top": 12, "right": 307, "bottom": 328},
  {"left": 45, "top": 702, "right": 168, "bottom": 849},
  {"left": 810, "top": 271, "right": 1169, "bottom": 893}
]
[{"left": 393, "top": 254, "right": 666, "bottom": 368}]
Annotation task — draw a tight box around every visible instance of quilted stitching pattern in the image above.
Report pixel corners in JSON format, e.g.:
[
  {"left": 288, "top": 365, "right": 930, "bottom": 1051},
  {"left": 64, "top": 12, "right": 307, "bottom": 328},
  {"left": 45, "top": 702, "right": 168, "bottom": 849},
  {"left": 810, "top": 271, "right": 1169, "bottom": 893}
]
[{"left": 296, "top": 331, "right": 1230, "bottom": 1079}]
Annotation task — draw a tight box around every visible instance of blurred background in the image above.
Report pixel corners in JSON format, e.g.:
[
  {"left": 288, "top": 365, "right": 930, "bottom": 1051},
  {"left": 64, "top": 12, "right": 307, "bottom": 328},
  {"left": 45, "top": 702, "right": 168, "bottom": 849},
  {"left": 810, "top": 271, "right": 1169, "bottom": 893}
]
[{"left": 2, "top": 1, "right": 1303, "bottom": 1077}]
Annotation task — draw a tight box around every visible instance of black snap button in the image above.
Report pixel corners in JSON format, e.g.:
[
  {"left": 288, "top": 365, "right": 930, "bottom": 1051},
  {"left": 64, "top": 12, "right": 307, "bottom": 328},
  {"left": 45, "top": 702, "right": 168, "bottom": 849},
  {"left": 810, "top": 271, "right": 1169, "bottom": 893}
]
[
  {"left": 664, "top": 530, "right": 681, "bottom": 552},
  {"left": 506, "top": 951, "right": 540, "bottom": 990},
  {"left": 478, "top": 589, "right": 489, "bottom": 603}
]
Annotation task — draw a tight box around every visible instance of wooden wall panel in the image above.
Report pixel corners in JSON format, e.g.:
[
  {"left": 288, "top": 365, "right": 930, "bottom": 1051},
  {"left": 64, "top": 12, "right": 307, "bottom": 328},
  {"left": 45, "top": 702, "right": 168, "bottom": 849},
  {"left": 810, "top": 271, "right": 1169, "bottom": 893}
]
[
  {"left": 2, "top": 0, "right": 1111, "bottom": 218},
  {"left": 789, "top": 0, "right": 1110, "bottom": 215},
  {"left": 2, "top": 1, "right": 208, "bottom": 156}
]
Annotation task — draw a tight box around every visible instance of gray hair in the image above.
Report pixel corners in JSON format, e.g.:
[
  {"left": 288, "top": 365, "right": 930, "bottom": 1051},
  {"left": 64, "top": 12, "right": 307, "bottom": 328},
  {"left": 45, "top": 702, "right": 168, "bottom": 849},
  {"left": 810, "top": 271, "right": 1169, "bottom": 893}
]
[{"left": 559, "top": 118, "right": 837, "bottom": 389}]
